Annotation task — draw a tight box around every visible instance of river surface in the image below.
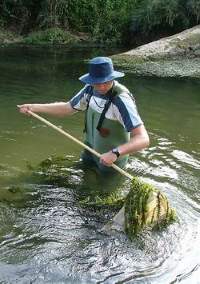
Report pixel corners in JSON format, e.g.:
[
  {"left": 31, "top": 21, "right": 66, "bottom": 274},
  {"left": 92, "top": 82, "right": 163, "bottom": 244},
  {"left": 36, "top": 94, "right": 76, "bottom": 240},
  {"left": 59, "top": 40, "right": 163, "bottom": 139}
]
[{"left": 0, "top": 46, "right": 200, "bottom": 284}]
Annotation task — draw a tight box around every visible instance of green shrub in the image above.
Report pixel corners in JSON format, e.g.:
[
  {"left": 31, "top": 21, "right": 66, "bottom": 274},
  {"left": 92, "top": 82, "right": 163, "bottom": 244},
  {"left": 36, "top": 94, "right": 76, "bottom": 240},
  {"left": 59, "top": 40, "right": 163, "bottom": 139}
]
[
  {"left": 1, "top": 0, "right": 200, "bottom": 46},
  {"left": 130, "top": 0, "right": 200, "bottom": 37},
  {"left": 23, "top": 27, "right": 78, "bottom": 44},
  {"left": 0, "top": 29, "right": 22, "bottom": 44}
]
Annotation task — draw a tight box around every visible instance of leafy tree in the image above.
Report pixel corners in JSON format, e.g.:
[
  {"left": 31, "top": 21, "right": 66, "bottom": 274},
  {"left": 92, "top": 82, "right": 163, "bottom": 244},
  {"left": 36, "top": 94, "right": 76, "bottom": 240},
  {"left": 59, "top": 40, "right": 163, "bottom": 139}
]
[{"left": 0, "top": 0, "right": 200, "bottom": 45}]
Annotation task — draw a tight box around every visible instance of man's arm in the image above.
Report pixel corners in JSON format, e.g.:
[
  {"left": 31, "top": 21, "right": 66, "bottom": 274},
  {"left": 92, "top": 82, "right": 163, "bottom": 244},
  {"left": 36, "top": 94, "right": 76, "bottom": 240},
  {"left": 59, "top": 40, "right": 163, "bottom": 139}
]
[
  {"left": 17, "top": 102, "right": 76, "bottom": 117},
  {"left": 100, "top": 124, "right": 150, "bottom": 166},
  {"left": 117, "top": 124, "right": 149, "bottom": 156}
]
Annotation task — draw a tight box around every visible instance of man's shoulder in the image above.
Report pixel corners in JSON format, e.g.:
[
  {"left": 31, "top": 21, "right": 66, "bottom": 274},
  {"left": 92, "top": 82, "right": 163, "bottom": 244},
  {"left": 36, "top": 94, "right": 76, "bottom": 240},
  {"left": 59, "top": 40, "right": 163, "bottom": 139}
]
[
  {"left": 113, "top": 83, "right": 134, "bottom": 106},
  {"left": 113, "top": 81, "right": 130, "bottom": 95},
  {"left": 83, "top": 84, "right": 93, "bottom": 94}
]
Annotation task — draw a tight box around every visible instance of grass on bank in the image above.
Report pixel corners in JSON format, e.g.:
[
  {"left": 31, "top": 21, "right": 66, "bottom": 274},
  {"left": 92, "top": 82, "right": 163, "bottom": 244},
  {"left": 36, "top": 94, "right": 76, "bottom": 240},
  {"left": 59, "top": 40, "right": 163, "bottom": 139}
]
[
  {"left": 0, "top": 27, "right": 83, "bottom": 46},
  {"left": 0, "top": 29, "right": 22, "bottom": 44},
  {"left": 23, "top": 28, "right": 80, "bottom": 45}
]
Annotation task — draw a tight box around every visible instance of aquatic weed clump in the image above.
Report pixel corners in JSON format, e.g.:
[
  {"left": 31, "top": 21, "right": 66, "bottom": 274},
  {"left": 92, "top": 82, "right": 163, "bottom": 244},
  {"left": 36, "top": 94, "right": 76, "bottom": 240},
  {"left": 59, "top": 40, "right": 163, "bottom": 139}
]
[
  {"left": 0, "top": 186, "right": 26, "bottom": 203},
  {"left": 124, "top": 177, "right": 176, "bottom": 240},
  {"left": 79, "top": 192, "right": 125, "bottom": 209},
  {"left": 29, "top": 155, "right": 78, "bottom": 186}
]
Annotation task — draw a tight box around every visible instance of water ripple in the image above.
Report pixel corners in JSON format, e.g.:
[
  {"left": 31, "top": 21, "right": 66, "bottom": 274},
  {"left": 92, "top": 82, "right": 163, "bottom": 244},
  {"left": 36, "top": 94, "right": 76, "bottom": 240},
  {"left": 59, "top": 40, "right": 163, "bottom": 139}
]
[{"left": 171, "top": 149, "right": 200, "bottom": 170}]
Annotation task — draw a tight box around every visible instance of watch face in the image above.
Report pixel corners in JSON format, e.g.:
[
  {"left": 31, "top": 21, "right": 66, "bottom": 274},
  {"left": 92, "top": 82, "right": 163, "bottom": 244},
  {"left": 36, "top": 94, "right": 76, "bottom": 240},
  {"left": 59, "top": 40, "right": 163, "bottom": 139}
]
[{"left": 112, "top": 148, "right": 120, "bottom": 157}]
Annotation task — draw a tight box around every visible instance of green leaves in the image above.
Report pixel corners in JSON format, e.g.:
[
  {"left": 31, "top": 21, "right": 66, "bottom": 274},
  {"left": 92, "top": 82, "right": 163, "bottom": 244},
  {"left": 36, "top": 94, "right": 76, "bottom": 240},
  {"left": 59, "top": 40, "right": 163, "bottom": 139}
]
[
  {"left": 23, "top": 28, "right": 78, "bottom": 44},
  {"left": 1, "top": 0, "right": 200, "bottom": 46},
  {"left": 130, "top": 0, "right": 200, "bottom": 37}
]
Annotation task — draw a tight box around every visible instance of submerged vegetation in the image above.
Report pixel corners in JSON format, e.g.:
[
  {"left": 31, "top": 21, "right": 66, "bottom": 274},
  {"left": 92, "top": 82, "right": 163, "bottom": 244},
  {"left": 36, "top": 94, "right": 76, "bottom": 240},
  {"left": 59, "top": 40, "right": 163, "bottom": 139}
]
[
  {"left": 0, "top": 0, "right": 200, "bottom": 46},
  {"left": 28, "top": 156, "right": 176, "bottom": 239},
  {"left": 28, "top": 155, "right": 78, "bottom": 186},
  {"left": 1, "top": 156, "right": 176, "bottom": 239}
]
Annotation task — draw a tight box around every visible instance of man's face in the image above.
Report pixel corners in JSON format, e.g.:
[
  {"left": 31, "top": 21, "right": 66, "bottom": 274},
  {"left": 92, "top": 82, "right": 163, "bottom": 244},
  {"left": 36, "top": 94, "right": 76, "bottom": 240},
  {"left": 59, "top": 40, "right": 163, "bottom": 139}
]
[{"left": 92, "top": 81, "right": 113, "bottom": 94}]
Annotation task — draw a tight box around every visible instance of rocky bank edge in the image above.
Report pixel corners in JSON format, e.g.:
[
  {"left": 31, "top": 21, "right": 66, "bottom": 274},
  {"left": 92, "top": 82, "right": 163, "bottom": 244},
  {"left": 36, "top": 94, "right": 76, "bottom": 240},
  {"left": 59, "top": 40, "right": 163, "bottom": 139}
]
[{"left": 112, "top": 25, "right": 200, "bottom": 78}]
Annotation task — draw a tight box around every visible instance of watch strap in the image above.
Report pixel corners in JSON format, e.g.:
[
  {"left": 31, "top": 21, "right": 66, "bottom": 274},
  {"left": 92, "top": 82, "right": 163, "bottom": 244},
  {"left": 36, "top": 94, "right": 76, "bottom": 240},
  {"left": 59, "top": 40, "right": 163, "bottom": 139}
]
[{"left": 111, "top": 148, "right": 120, "bottom": 158}]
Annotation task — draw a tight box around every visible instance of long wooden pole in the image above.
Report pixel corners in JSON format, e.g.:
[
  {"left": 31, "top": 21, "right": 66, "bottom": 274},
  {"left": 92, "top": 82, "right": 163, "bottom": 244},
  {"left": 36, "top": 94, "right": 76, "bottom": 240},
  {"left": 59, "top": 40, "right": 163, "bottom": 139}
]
[{"left": 27, "top": 111, "right": 133, "bottom": 180}]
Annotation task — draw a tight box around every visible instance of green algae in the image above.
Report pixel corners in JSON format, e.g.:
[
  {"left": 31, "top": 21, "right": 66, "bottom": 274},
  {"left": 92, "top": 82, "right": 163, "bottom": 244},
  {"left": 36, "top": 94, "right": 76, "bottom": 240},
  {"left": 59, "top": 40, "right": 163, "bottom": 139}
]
[
  {"left": 79, "top": 192, "right": 125, "bottom": 209},
  {"left": 30, "top": 156, "right": 176, "bottom": 238},
  {"left": 0, "top": 156, "right": 76, "bottom": 204},
  {"left": 124, "top": 177, "right": 176, "bottom": 239},
  {"left": 8, "top": 156, "right": 176, "bottom": 239},
  {"left": 0, "top": 186, "right": 26, "bottom": 202},
  {"left": 29, "top": 155, "right": 77, "bottom": 186}
]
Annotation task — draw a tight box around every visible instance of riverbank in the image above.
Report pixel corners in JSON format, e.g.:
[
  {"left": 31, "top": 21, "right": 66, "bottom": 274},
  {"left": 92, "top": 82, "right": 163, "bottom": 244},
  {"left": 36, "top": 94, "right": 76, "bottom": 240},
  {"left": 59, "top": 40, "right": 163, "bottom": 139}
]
[
  {"left": 0, "top": 28, "right": 89, "bottom": 46},
  {"left": 112, "top": 25, "right": 200, "bottom": 79},
  {"left": 1, "top": 25, "right": 200, "bottom": 79}
]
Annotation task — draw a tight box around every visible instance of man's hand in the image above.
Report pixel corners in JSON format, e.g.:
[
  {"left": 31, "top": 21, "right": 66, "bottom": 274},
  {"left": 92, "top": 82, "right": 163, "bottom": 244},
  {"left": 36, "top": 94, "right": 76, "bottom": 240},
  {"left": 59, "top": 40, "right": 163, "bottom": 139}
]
[
  {"left": 17, "top": 104, "right": 34, "bottom": 115},
  {"left": 100, "top": 151, "right": 118, "bottom": 166}
]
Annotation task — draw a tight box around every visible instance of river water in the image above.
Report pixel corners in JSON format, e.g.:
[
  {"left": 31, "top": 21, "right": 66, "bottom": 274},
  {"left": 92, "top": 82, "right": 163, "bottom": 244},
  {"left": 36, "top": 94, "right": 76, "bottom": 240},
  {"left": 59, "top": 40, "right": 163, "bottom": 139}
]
[{"left": 0, "top": 46, "right": 200, "bottom": 283}]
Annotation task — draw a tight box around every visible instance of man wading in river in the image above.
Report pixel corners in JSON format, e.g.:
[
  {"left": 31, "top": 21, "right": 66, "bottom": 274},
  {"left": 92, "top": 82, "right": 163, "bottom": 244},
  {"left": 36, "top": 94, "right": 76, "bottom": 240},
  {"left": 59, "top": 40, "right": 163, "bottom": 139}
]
[{"left": 18, "top": 57, "right": 149, "bottom": 173}]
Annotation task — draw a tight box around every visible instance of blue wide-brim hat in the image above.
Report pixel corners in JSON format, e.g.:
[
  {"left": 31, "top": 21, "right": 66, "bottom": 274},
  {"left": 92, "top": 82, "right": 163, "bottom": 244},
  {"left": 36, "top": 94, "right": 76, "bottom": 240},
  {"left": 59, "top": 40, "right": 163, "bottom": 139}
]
[{"left": 79, "top": 57, "right": 125, "bottom": 84}]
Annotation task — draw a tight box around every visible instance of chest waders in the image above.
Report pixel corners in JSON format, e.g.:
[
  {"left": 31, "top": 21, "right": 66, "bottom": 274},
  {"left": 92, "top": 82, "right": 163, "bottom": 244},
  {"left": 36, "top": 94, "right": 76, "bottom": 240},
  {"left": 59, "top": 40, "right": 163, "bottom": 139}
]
[{"left": 83, "top": 85, "right": 131, "bottom": 168}]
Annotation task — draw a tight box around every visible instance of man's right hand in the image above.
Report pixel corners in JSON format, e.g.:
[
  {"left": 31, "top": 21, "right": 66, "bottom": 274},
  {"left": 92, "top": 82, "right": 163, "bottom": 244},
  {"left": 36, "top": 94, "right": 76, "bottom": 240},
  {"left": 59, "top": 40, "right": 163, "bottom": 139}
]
[{"left": 17, "top": 104, "right": 35, "bottom": 115}]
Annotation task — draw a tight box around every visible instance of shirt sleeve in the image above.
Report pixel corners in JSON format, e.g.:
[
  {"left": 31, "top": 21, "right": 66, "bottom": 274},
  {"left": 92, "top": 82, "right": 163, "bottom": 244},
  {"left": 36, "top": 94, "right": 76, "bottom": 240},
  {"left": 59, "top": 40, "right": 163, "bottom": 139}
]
[
  {"left": 70, "top": 85, "right": 91, "bottom": 111},
  {"left": 113, "top": 93, "right": 143, "bottom": 132}
]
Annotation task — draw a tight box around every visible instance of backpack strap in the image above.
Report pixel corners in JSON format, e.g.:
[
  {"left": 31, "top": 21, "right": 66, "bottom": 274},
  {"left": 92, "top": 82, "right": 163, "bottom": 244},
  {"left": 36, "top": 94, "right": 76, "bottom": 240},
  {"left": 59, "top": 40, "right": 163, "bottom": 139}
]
[
  {"left": 96, "top": 88, "right": 117, "bottom": 132},
  {"left": 83, "top": 85, "right": 93, "bottom": 133}
]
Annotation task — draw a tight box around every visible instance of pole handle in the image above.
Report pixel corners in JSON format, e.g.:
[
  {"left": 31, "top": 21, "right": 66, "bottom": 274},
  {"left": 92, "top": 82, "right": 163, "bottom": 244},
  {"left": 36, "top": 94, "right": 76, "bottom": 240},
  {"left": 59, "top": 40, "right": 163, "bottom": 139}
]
[{"left": 27, "top": 111, "right": 133, "bottom": 180}]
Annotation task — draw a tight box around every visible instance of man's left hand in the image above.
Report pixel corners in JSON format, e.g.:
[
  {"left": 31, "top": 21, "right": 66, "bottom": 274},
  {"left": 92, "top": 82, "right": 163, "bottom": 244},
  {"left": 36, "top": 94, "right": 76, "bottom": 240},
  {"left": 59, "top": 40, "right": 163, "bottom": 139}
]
[{"left": 100, "top": 151, "right": 117, "bottom": 166}]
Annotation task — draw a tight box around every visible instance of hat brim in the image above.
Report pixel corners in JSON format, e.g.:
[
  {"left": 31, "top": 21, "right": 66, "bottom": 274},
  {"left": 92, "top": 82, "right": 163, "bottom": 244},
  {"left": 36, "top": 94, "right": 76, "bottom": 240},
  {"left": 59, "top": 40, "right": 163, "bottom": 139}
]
[{"left": 79, "top": 71, "right": 125, "bottom": 84}]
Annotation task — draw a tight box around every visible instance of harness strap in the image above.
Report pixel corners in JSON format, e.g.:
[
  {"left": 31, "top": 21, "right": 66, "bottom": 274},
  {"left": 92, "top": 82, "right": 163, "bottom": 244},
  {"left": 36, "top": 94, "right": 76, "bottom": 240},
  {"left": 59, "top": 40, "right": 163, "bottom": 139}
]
[
  {"left": 83, "top": 86, "right": 93, "bottom": 133},
  {"left": 96, "top": 88, "right": 117, "bottom": 132},
  {"left": 84, "top": 85, "right": 134, "bottom": 134}
]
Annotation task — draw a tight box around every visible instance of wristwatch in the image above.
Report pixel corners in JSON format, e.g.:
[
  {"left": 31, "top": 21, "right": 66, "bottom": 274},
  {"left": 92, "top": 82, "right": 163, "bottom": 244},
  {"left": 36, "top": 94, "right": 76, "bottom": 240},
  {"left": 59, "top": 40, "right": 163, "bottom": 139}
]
[{"left": 111, "top": 147, "right": 120, "bottom": 158}]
